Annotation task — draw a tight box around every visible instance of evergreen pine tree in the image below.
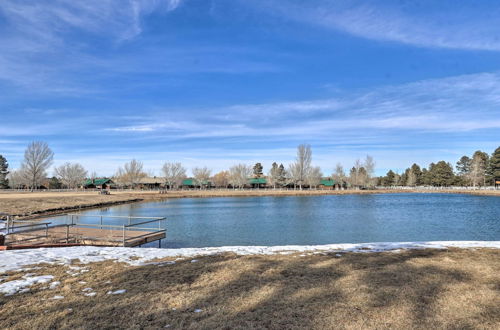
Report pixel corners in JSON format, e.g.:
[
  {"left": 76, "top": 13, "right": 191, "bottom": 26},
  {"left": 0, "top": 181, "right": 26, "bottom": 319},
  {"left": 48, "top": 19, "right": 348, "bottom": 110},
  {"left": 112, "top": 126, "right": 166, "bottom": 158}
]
[
  {"left": 277, "top": 163, "right": 286, "bottom": 187},
  {"left": 253, "top": 163, "right": 263, "bottom": 177},
  {"left": 0, "top": 155, "right": 9, "bottom": 189},
  {"left": 489, "top": 146, "right": 500, "bottom": 185}
]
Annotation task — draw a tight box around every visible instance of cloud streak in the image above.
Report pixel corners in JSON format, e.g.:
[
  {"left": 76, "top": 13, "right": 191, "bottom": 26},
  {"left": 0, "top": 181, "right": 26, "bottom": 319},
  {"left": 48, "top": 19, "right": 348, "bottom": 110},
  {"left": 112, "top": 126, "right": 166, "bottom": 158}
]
[{"left": 248, "top": 0, "right": 500, "bottom": 51}]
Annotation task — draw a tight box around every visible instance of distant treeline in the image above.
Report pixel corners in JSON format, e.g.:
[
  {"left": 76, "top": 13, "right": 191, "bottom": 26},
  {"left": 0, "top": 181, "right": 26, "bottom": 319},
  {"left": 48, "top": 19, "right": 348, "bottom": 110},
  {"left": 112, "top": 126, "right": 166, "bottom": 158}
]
[
  {"left": 377, "top": 147, "right": 500, "bottom": 187},
  {"left": 1, "top": 142, "right": 499, "bottom": 190}
]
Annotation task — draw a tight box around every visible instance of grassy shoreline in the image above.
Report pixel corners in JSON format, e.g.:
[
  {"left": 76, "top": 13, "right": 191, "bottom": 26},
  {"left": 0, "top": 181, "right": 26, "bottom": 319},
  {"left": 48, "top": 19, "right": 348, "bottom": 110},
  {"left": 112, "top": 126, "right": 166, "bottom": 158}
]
[
  {"left": 0, "top": 188, "right": 499, "bottom": 219},
  {"left": 1, "top": 248, "right": 499, "bottom": 329}
]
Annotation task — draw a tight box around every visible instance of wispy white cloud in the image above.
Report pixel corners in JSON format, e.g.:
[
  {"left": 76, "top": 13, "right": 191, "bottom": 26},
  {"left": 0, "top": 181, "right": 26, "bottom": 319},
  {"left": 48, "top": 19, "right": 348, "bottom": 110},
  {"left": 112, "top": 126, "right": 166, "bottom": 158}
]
[
  {"left": 248, "top": 0, "right": 500, "bottom": 51},
  {"left": 0, "top": 0, "right": 184, "bottom": 92},
  {"left": 0, "top": 0, "right": 183, "bottom": 42},
  {"left": 103, "top": 72, "right": 500, "bottom": 142}
]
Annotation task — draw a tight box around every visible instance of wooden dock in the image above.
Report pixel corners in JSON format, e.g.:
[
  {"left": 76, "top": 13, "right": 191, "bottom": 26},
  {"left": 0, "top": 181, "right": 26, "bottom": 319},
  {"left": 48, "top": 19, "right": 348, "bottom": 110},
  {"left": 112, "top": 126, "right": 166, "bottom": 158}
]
[{"left": 2, "top": 214, "right": 167, "bottom": 249}]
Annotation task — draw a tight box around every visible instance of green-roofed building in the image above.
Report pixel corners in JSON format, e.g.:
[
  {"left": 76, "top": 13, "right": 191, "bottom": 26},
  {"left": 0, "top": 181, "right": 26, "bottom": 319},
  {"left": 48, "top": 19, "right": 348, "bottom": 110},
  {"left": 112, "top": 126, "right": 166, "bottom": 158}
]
[
  {"left": 181, "top": 178, "right": 212, "bottom": 189},
  {"left": 248, "top": 177, "right": 267, "bottom": 188},
  {"left": 83, "top": 178, "right": 114, "bottom": 189},
  {"left": 319, "top": 178, "right": 337, "bottom": 190}
]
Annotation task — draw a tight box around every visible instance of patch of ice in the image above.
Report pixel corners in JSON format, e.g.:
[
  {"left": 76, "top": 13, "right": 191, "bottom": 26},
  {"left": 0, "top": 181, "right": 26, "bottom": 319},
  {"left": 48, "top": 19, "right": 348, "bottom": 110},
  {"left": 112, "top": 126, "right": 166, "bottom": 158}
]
[
  {"left": 194, "top": 309, "right": 203, "bottom": 313},
  {"left": 0, "top": 275, "right": 54, "bottom": 296},
  {"left": 1, "top": 241, "right": 499, "bottom": 273},
  {"left": 107, "top": 289, "right": 126, "bottom": 295}
]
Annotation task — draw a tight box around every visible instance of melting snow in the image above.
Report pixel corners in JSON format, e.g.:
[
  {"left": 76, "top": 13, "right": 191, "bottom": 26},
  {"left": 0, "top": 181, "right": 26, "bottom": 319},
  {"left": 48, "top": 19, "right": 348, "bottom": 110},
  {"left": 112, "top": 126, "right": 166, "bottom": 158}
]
[
  {"left": 107, "top": 289, "right": 126, "bottom": 295},
  {"left": 49, "top": 281, "right": 60, "bottom": 289},
  {"left": 1, "top": 241, "right": 499, "bottom": 273},
  {"left": 0, "top": 275, "right": 54, "bottom": 296}
]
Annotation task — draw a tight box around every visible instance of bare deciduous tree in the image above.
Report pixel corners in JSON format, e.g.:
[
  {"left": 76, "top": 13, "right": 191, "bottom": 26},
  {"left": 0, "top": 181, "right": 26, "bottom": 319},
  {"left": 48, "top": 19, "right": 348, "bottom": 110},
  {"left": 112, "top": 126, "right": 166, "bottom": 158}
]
[
  {"left": 268, "top": 162, "right": 280, "bottom": 189},
  {"left": 332, "top": 163, "right": 346, "bottom": 189},
  {"left": 212, "top": 171, "right": 230, "bottom": 188},
  {"left": 470, "top": 152, "right": 487, "bottom": 187},
  {"left": 349, "top": 159, "right": 363, "bottom": 188},
  {"left": 54, "top": 162, "right": 88, "bottom": 189},
  {"left": 114, "top": 159, "right": 146, "bottom": 188},
  {"left": 192, "top": 166, "right": 212, "bottom": 189},
  {"left": 21, "top": 141, "right": 54, "bottom": 191},
  {"left": 7, "top": 169, "right": 29, "bottom": 189},
  {"left": 229, "top": 164, "right": 252, "bottom": 189},
  {"left": 364, "top": 155, "right": 376, "bottom": 187},
  {"left": 89, "top": 171, "right": 98, "bottom": 180},
  {"left": 162, "top": 162, "right": 186, "bottom": 190},
  {"left": 290, "top": 144, "right": 312, "bottom": 190},
  {"left": 306, "top": 166, "right": 323, "bottom": 189},
  {"left": 406, "top": 168, "right": 417, "bottom": 186}
]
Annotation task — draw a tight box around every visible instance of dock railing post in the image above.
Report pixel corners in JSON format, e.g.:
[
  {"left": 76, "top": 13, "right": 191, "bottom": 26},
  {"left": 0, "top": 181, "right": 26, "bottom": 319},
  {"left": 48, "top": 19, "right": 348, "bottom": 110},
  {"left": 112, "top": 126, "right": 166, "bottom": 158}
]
[
  {"left": 66, "top": 225, "right": 69, "bottom": 243},
  {"left": 6, "top": 215, "right": 10, "bottom": 234},
  {"left": 122, "top": 225, "right": 126, "bottom": 246},
  {"left": 100, "top": 216, "right": 103, "bottom": 230}
]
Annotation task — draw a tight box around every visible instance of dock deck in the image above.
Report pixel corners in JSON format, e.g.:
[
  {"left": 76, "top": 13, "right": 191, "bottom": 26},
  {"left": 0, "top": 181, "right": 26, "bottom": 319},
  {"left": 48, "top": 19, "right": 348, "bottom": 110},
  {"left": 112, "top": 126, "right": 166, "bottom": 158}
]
[{"left": 2, "top": 214, "right": 167, "bottom": 249}]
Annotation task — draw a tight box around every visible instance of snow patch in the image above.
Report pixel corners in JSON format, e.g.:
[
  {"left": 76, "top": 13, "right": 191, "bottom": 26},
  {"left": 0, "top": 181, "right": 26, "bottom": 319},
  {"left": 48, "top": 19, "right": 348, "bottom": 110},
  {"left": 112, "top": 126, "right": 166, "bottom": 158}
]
[
  {"left": 49, "top": 281, "right": 60, "bottom": 290},
  {"left": 0, "top": 275, "right": 54, "bottom": 296},
  {"left": 107, "top": 289, "right": 126, "bottom": 295},
  {"left": 51, "top": 295, "right": 64, "bottom": 300},
  {"left": 0, "top": 241, "right": 499, "bottom": 273}
]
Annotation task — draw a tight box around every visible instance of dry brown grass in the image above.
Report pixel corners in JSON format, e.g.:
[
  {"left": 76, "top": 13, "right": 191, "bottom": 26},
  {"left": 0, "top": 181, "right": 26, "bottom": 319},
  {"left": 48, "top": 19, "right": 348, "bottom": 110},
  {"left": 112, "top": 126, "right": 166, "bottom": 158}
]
[
  {"left": 1, "top": 189, "right": 499, "bottom": 219},
  {"left": 1, "top": 248, "right": 499, "bottom": 329}
]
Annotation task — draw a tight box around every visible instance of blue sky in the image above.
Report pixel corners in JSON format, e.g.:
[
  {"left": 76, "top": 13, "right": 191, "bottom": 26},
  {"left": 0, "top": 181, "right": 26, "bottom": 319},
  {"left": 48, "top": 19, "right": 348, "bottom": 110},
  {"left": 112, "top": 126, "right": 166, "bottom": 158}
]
[{"left": 1, "top": 0, "right": 499, "bottom": 176}]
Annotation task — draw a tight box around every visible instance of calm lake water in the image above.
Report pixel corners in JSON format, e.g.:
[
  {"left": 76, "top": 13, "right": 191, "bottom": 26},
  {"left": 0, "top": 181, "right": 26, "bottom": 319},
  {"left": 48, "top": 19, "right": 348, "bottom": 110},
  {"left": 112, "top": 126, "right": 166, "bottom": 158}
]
[{"left": 49, "top": 193, "right": 500, "bottom": 248}]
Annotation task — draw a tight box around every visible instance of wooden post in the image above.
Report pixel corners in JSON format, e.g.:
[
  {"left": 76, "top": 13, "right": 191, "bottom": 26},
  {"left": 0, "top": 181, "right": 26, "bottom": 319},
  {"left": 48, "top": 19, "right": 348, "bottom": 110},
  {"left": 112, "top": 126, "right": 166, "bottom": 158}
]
[
  {"left": 66, "top": 225, "right": 69, "bottom": 243},
  {"left": 122, "top": 225, "right": 126, "bottom": 247}
]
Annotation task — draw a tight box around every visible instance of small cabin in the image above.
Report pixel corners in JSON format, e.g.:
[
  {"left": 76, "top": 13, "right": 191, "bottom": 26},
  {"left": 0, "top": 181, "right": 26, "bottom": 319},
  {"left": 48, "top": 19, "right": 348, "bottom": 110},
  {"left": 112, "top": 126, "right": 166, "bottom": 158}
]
[
  {"left": 318, "top": 178, "right": 337, "bottom": 190},
  {"left": 83, "top": 178, "right": 113, "bottom": 190},
  {"left": 181, "top": 178, "right": 212, "bottom": 189},
  {"left": 138, "top": 177, "right": 165, "bottom": 189},
  {"left": 248, "top": 177, "right": 267, "bottom": 189}
]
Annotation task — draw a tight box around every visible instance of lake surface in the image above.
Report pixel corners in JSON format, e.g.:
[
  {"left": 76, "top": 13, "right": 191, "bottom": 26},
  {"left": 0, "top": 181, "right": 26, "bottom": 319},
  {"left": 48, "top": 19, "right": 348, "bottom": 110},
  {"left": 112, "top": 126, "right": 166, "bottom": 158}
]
[{"left": 48, "top": 193, "right": 500, "bottom": 248}]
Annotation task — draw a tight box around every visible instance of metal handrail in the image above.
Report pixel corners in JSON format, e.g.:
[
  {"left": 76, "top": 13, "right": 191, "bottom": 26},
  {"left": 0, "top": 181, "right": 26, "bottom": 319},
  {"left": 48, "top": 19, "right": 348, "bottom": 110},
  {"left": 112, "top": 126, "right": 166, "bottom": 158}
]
[
  {"left": 125, "top": 218, "right": 166, "bottom": 227},
  {"left": 66, "top": 214, "right": 165, "bottom": 220},
  {"left": 7, "top": 222, "right": 51, "bottom": 230},
  {"left": 123, "top": 230, "right": 165, "bottom": 241}
]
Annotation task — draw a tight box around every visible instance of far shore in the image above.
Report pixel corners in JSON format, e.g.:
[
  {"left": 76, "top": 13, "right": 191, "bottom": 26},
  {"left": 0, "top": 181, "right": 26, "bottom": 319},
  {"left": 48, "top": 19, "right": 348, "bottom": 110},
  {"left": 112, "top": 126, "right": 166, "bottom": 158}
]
[{"left": 0, "top": 188, "right": 499, "bottom": 219}]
